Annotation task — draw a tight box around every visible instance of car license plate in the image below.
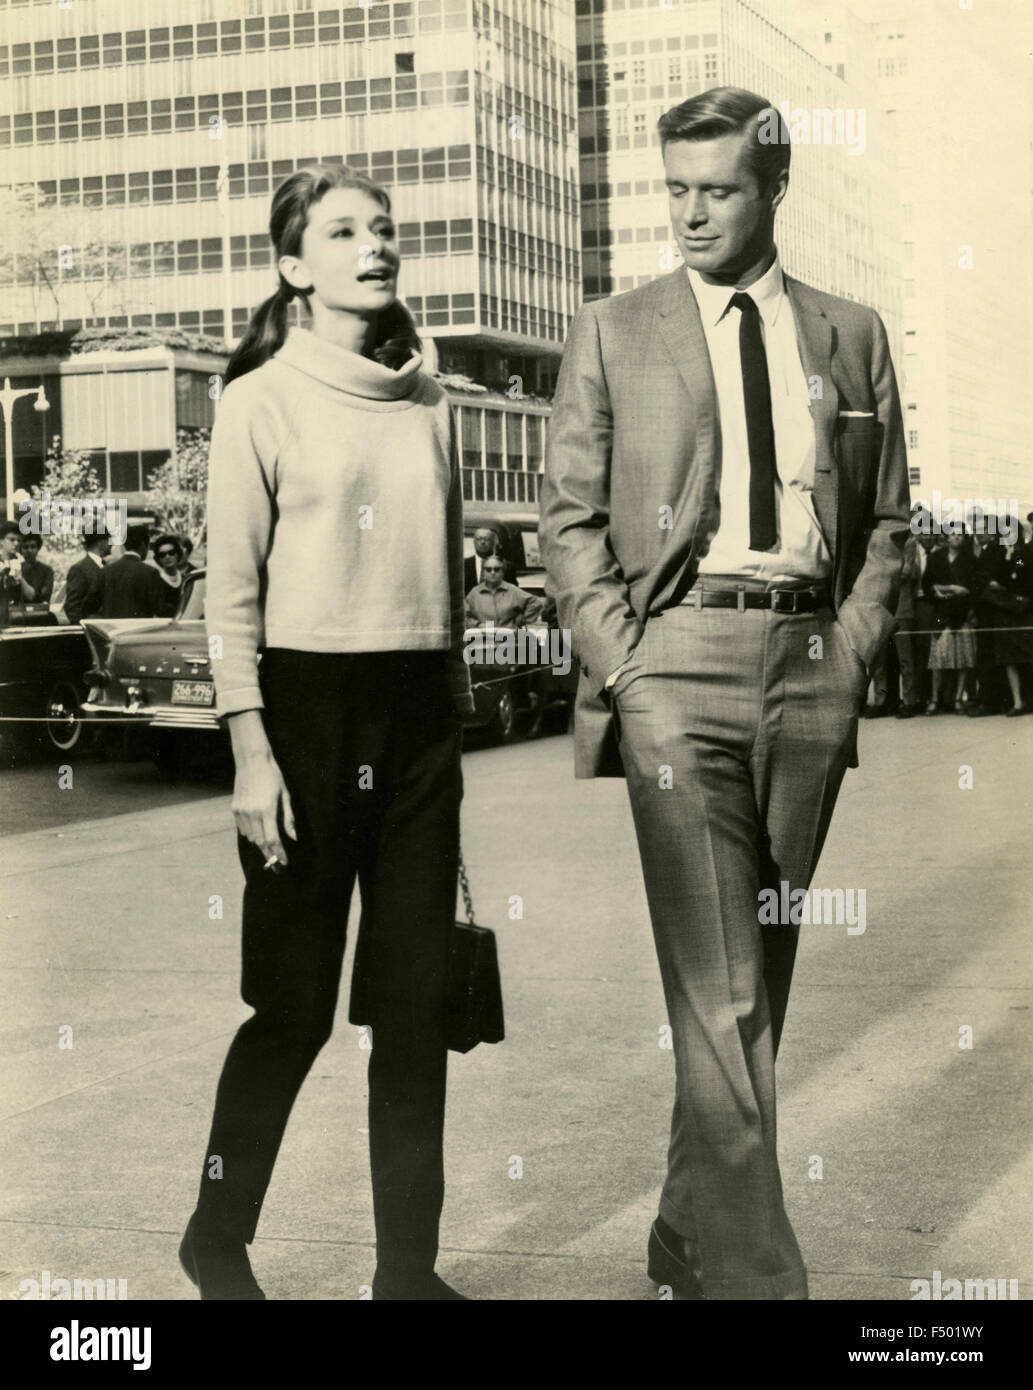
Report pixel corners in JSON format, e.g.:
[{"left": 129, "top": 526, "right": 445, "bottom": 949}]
[{"left": 171, "top": 680, "right": 214, "bottom": 706}]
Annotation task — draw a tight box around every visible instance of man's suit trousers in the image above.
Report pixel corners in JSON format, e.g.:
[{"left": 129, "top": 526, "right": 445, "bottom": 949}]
[
  {"left": 193, "top": 648, "right": 462, "bottom": 1276},
  {"left": 610, "top": 597, "right": 867, "bottom": 1299}
]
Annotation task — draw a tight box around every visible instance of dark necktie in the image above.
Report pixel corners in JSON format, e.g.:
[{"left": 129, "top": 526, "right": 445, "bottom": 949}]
[{"left": 729, "top": 291, "right": 777, "bottom": 551}]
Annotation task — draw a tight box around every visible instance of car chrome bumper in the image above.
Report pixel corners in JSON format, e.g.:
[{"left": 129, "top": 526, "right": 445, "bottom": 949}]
[{"left": 81, "top": 701, "right": 221, "bottom": 731}]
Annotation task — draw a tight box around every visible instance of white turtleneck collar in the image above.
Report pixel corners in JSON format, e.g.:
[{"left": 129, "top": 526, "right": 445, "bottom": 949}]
[{"left": 274, "top": 325, "right": 424, "bottom": 401}]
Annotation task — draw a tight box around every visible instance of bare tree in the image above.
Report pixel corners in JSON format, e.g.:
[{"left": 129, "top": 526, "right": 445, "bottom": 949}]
[{"left": 0, "top": 185, "right": 130, "bottom": 325}]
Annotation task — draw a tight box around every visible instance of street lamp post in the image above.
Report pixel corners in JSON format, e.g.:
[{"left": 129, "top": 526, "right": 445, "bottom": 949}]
[{"left": 1, "top": 378, "right": 50, "bottom": 521}]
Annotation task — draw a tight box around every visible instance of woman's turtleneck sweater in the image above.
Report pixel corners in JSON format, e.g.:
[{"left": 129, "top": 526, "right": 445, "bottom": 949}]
[{"left": 205, "top": 325, "right": 474, "bottom": 716}]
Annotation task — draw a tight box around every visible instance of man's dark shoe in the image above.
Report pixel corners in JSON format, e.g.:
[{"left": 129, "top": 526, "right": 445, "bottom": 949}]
[
  {"left": 862, "top": 704, "right": 890, "bottom": 719},
  {"left": 895, "top": 703, "right": 920, "bottom": 719},
  {"left": 371, "top": 1269, "right": 468, "bottom": 1300},
  {"left": 647, "top": 1217, "right": 704, "bottom": 1299},
  {"left": 179, "top": 1214, "right": 266, "bottom": 1300}
]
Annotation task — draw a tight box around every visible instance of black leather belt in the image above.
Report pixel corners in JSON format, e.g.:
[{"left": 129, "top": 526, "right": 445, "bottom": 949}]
[{"left": 657, "top": 585, "right": 831, "bottom": 616}]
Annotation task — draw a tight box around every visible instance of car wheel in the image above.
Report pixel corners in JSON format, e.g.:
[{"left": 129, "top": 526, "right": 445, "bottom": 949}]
[
  {"left": 44, "top": 680, "right": 85, "bottom": 754},
  {"left": 492, "top": 687, "right": 519, "bottom": 743}
]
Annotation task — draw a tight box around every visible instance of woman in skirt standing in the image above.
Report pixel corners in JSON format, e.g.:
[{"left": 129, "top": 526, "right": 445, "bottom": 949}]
[{"left": 923, "top": 529, "right": 979, "bottom": 713}]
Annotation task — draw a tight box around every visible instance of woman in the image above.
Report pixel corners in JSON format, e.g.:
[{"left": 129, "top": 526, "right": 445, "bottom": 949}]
[
  {"left": 152, "top": 534, "right": 185, "bottom": 617},
  {"left": 180, "top": 164, "right": 474, "bottom": 1301},
  {"left": 978, "top": 518, "right": 1033, "bottom": 716},
  {"left": 922, "top": 529, "right": 978, "bottom": 713},
  {"left": 0, "top": 521, "right": 34, "bottom": 628}
]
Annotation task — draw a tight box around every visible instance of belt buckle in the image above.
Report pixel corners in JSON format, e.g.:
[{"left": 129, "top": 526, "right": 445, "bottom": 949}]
[
  {"left": 736, "top": 584, "right": 746, "bottom": 613},
  {"left": 771, "top": 589, "right": 797, "bottom": 614}
]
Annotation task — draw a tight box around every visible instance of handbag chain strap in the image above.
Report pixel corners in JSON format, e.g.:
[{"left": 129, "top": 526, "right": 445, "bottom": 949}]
[{"left": 457, "top": 848, "right": 476, "bottom": 925}]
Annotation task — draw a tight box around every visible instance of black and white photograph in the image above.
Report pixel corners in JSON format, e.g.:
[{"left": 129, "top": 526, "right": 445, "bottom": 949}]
[{"left": 1, "top": 0, "right": 1030, "bottom": 1357}]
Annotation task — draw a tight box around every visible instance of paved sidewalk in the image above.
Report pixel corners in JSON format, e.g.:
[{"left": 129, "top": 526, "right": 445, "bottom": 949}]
[{"left": 2, "top": 712, "right": 1031, "bottom": 1300}]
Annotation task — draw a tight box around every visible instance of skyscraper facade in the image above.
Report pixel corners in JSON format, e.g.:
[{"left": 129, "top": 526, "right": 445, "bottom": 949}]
[{"left": 0, "top": 0, "right": 581, "bottom": 510}]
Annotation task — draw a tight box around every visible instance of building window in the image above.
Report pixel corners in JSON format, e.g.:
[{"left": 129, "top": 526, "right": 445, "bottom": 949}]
[{"left": 221, "top": 21, "right": 242, "bottom": 55}]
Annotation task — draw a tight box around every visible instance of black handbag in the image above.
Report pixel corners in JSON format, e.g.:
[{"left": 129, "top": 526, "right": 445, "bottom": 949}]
[
  {"left": 448, "top": 851, "right": 504, "bottom": 1054},
  {"left": 348, "top": 849, "right": 504, "bottom": 1055}
]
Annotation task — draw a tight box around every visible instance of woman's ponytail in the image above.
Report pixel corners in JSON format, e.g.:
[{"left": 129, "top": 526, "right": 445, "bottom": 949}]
[{"left": 223, "top": 281, "right": 293, "bottom": 388}]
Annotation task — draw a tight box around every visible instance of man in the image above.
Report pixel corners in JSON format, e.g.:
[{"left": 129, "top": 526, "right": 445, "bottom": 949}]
[
  {"left": 866, "top": 527, "right": 922, "bottom": 719},
  {"left": 464, "top": 525, "right": 507, "bottom": 593},
  {"left": 84, "top": 524, "right": 167, "bottom": 619},
  {"left": 465, "top": 556, "right": 542, "bottom": 628},
  {"left": 540, "top": 87, "right": 909, "bottom": 1301},
  {"left": 18, "top": 534, "right": 55, "bottom": 606},
  {"left": 63, "top": 531, "right": 112, "bottom": 624}
]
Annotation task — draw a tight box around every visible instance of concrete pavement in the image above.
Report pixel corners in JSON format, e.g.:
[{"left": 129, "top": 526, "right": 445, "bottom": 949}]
[{"left": 2, "top": 711, "right": 1031, "bottom": 1300}]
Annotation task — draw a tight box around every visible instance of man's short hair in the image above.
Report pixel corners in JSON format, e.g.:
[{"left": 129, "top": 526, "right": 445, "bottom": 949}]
[
  {"left": 83, "top": 532, "right": 107, "bottom": 551},
  {"left": 0, "top": 520, "right": 21, "bottom": 541},
  {"left": 124, "top": 524, "right": 150, "bottom": 554},
  {"left": 657, "top": 86, "right": 790, "bottom": 194}
]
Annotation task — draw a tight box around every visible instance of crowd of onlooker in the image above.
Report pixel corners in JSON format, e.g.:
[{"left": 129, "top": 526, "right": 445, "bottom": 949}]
[
  {"left": 0, "top": 522, "right": 197, "bottom": 628},
  {"left": 865, "top": 508, "right": 1033, "bottom": 719},
  {"left": 6, "top": 509, "right": 1033, "bottom": 724}
]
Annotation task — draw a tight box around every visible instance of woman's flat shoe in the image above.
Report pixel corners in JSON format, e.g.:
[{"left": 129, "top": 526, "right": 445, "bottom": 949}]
[
  {"left": 370, "top": 1269, "right": 468, "bottom": 1300},
  {"left": 1005, "top": 705, "right": 1030, "bottom": 718},
  {"left": 925, "top": 702, "right": 941, "bottom": 715},
  {"left": 179, "top": 1214, "right": 266, "bottom": 1300}
]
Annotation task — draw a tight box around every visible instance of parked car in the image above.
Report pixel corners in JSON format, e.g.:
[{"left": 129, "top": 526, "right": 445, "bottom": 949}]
[
  {"left": 461, "top": 511, "right": 579, "bottom": 740},
  {"left": 80, "top": 543, "right": 578, "bottom": 761},
  {"left": 81, "top": 569, "right": 224, "bottom": 771},
  {"left": 0, "top": 620, "right": 94, "bottom": 757}
]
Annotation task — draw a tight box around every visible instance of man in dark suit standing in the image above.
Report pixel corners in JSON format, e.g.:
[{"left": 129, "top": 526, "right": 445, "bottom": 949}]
[
  {"left": 63, "top": 532, "right": 112, "bottom": 624},
  {"left": 540, "top": 88, "right": 909, "bottom": 1300},
  {"left": 464, "top": 525, "right": 514, "bottom": 593},
  {"left": 84, "top": 524, "right": 167, "bottom": 620}
]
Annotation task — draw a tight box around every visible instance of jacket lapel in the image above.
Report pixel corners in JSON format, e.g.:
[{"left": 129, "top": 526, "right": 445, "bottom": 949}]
[
  {"left": 785, "top": 275, "right": 839, "bottom": 550},
  {"left": 656, "top": 269, "right": 720, "bottom": 563}
]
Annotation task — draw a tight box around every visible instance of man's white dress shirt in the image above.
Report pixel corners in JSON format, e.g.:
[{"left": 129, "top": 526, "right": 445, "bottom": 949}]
[{"left": 688, "top": 253, "right": 831, "bottom": 584}]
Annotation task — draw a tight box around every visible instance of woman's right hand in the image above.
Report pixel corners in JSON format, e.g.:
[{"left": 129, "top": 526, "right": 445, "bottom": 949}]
[{"left": 226, "top": 710, "right": 297, "bottom": 867}]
